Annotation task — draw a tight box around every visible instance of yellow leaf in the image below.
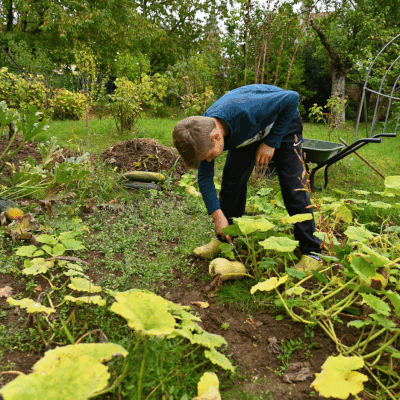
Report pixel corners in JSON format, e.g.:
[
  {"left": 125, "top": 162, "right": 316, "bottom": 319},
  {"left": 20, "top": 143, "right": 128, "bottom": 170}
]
[
  {"left": 192, "top": 386, "right": 221, "bottom": 400},
  {"left": 311, "top": 355, "right": 368, "bottom": 399},
  {"left": 250, "top": 275, "right": 288, "bottom": 295},
  {"left": 191, "top": 301, "right": 210, "bottom": 309},
  {"left": 197, "top": 372, "right": 219, "bottom": 396}
]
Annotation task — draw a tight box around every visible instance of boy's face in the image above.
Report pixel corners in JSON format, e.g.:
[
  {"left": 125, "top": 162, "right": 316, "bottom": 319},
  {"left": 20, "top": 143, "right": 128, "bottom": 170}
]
[{"left": 198, "top": 130, "right": 224, "bottom": 163}]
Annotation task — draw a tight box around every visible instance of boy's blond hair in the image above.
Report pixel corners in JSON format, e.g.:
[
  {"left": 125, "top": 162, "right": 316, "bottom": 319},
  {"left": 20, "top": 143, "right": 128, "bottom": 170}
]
[{"left": 172, "top": 116, "right": 215, "bottom": 169}]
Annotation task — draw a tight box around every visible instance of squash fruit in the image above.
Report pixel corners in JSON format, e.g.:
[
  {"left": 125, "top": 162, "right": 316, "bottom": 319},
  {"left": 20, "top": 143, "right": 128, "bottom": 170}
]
[
  {"left": 209, "top": 258, "right": 247, "bottom": 281},
  {"left": 122, "top": 171, "right": 165, "bottom": 183}
]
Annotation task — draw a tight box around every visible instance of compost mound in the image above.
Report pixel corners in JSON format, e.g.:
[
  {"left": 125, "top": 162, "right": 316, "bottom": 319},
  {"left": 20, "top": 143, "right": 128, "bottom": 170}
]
[{"left": 100, "top": 138, "right": 187, "bottom": 179}]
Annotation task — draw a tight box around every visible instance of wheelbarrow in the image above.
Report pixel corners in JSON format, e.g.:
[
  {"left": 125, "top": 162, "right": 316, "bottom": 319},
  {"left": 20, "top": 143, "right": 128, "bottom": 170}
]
[{"left": 302, "top": 133, "right": 396, "bottom": 191}]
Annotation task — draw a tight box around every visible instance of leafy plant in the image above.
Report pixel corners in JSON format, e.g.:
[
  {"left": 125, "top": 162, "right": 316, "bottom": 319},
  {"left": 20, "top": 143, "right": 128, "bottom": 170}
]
[
  {"left": 110, "top": 74, "right": 168, "bottom": 132},
  {"left": 2, "top": 289, "right": 234, "bottom": 400},
  {"left": 180, "top": 87, "right": 214, "bottom": 117},
  {"left": 50, "top": 88, "right": 87, "bottom": 120},
  {"left": 0, "top": 104, "right": 50, "bottom": 198},
  {"left": 0, "top": 68, "right": 48, "bottom": 115},
  {"left": 308, "top": 95, "right": 348, "bottom": 139}
]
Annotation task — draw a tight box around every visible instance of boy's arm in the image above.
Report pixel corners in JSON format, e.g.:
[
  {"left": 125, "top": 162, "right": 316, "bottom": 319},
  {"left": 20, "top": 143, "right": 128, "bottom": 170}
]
[
  {"left": 262, "top": 90, "right": 300, "bottom": 149},
  {"left": 211, "top": 209, "right": 232, "bottom": 244},
  {"left": 198, "top": 160, "right": 220, "bottom": 214},
  {"left": 198, "top": 161, "right": 232, "bottom": 243}
]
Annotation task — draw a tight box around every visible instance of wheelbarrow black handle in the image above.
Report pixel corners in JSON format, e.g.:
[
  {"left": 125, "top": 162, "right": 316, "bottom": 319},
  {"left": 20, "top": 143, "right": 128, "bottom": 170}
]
[
  {"left": 372, "top": 133, "right": 397, "bottom": 138},
  {"left": 309, "top": 137, "right": 384, "bottom": 191}
]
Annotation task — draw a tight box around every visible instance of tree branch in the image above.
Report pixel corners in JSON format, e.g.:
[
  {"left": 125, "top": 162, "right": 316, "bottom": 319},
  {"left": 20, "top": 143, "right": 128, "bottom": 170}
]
[{"left": 309, "top": 18, "right": 340, "bottom": 64}]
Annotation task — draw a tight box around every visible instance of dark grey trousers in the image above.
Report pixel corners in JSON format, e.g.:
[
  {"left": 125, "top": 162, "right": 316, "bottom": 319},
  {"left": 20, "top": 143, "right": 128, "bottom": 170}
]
[{"left": 219, "top": 114, "right": 321, "bottom": 255}]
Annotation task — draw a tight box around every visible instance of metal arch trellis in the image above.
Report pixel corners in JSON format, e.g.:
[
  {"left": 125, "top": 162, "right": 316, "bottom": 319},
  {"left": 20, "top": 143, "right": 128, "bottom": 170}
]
[
  {"left": 354, "top": 33, "right": 400, "bottom": 141},
  {"left": 303, "top": 34, "right": 399, "bottom": 191}
]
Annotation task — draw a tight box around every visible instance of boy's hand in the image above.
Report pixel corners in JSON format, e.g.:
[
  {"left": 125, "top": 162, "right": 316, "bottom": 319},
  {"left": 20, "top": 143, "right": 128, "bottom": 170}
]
[
  {"left": 255, "top": 143, "right": 275, "bottom": 173},
  {"left": 211, "top": 209, "right": 232, "bottom": 244}
]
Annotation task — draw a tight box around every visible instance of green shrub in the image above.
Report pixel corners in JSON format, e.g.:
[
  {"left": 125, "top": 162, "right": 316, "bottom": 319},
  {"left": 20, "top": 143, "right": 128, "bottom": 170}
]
[
  {"left": 110, "top": 74, "right": 168, "bottom": 132},
  {"left": 115, "top": 51, "right": 151, "bottom": 82},
  {"left": 180, "top": 87, "right": 214, "bottom": 117},
  {"left": 50, "top": 88, "right": 87, "bottom": 120},
  {"left": 0, "top": 67, "right": 47, "bottom": 114}
]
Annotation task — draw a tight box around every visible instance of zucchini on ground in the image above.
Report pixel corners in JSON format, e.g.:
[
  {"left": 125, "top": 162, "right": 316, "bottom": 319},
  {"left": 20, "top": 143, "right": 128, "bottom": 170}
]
[{"left": 122, "top": 171, "right": 165, "bottom": 183}]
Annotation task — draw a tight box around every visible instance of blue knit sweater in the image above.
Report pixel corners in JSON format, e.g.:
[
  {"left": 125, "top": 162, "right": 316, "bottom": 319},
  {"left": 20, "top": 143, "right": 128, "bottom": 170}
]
[{"left": 198, "top": 84, "right": 300, "bottom": 215}]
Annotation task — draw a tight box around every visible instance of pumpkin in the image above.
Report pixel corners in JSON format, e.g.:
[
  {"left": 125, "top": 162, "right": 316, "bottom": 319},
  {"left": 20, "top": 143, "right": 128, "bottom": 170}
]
[{"left": 0, "top": 198, "right": 24, "bottom": 220}]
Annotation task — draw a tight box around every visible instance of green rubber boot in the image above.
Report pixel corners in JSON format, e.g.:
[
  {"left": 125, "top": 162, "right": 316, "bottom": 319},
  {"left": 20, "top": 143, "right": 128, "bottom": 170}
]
[
  {"left": 193, "top": 238, "right": 221, "bottom": 259},
  {"left": 294, "top": 255, "right": 323, "bottom": 273}
]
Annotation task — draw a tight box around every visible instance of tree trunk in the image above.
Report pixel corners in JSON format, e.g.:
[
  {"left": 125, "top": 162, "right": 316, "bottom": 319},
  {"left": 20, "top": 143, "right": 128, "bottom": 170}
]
[
  {"left": 242, "top": 0, "right": 252, "bottom": 85},
  {"left": 310, "top": 18, "right": 350, "bottom": 126},
  {"left": 330, "top": 67, "right": 347, "bottom": 126}
]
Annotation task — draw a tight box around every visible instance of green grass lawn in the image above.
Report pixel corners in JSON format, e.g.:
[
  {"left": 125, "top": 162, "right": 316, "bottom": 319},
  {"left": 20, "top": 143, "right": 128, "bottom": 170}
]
[
  {"left": 35, "top": 116, "right": 177, "bottom": 154},
  {"left": 36, "top": 114, "right": 399, "bottom": 195}
]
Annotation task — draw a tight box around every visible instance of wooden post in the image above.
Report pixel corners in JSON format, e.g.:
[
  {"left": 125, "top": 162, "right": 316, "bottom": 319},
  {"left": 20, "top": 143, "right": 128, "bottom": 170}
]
[{"left": 338, "top": 137, "right": 385, "bottom": 179}]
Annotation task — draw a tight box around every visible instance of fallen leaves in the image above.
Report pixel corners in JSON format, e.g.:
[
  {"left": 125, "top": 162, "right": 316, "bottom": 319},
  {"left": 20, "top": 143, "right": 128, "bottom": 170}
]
[
  {"left": 0, "top": 285, "right": 12, "bottom": 298},
  {"left": 191, "top": 301, "right": 209, "bottom": 309}
]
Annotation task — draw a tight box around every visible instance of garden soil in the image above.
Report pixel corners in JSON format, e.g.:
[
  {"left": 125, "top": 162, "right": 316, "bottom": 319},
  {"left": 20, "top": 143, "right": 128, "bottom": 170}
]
[
  {"left": 100, "top": 138, "right": 186, "bottom": 180},
  {"left": 0, "top": 136, "right": 186, "bottom": 186},
  {"left": 0, "top": 137, "right": 367, "bottom": 400}
]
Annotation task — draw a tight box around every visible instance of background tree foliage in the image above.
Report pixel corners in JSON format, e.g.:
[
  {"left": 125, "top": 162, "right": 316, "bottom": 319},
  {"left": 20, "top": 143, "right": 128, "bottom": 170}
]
[{"left": 0, "top": 0, "right": 399, "bottom": 121}]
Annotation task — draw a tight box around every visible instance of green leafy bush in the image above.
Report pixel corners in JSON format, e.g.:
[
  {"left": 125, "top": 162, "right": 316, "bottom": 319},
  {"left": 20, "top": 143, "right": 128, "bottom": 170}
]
[
  {"left": 110, "top": 74, "right": 168, "bottom": 132},
  {"left": 115, "top": 51, "right": 151, "bottom": 82},
  {"left": 0, "top": 67, "right": 47, "bottom": 114},
  {"left": 50, "top": 88, "right": 87, "bottom": 120},
  {"left": 180, "top": 87, "right": 214, "bottom": 117}
]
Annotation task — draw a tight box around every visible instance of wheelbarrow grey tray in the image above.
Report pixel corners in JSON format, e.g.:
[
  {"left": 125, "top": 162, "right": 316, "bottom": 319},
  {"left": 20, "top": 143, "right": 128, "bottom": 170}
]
[
  {"left": 302, "top": 138, "right": 345, "bottom": 164},
  {"left": 302, "top": 133, "right": 395, "bottom": 191}
]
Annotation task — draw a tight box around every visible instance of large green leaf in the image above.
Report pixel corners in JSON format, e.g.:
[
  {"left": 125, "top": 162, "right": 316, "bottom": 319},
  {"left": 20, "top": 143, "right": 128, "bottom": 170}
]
[
  {"left": 189, "top": 331, "right": 227, "bottom": 349},
  {"left": 344, "top": 226, "right": 374, "bottom": 244},
  {"left": 349, "top": 253, "right": 376, "bottom": 282},
  {"left": 234, "top": 216, "right": 274, "bottom": 235},
  {"left": 36, "top": 234, "right": 59, "bottom": 246},
  {"left": 369, "top": 314, "right": 396, "bottom": 330},
  {"left": 250, "top": 275, "right": 288, "bottom": 294},
  {"left": 22, "top": 258, "right": 54, "bottom": 275},
  {"left": 311, "top": 355, "right": 367, "bottom": 399},
  {"left": 63, "top": 269, "right": 87, "bottom": 278},
  {"left": 15, "top": 245, "right": 38, "bottom": 257},
  {"left": 60, "top": 238, "right": 86, "bottom": 251},
  {"left": 7, "top": 298, "right": 55, "bottom": 314},
  {"left": 68, "top": 277, "right": 102, "bottom": 293},
  {"left": 172, "top": 327, "right": 194, "bottom": 341},
  {"left": 384, "top": 176, "right": 400, "bottom": 196},
  {"left": 369, "top": 201, "right": 392, "bottom": 209},
  {"left": 110, "top": 291, "right": 175, "bottom": 336},
  {"left": 383, "top": 290, "right": 400, "bottom": 316},
  {"left": 0, "top": 343, "right": 128, "bottom": 400},
  {"left": 361, "top": 293, "right": 391, "bottom": 316},
  {"left": 347, "top": 320, "right": 373, "bottom": 329},
  {"left": 259, "top": 236, "right": 299, "bottom": 253},
  {"left": 357, "top": 244, "right": 392, "bottom": 269},
  {"left": 42, "top": 243, "right": 65, "bottom": 257},
  {"left": 204, "top": 348, "right": 235, "bottom": 372},
  {"left": 34, "top": 343, "right": 128, "bottom": 371},
  {"left": 353, "top": 189, "right": 370, "bottom": 195},
  {"left": 64, "top": 295, "right": 106, "bottom": 306},
  {"left": 221, "top": 224, "right": 241, "bottom": 237},
  {"left": 1, "top": 355, "right": 107, "bottom": 400},
  {"left": 374, "top": 191, "right": 395, "bottom": 198}
]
